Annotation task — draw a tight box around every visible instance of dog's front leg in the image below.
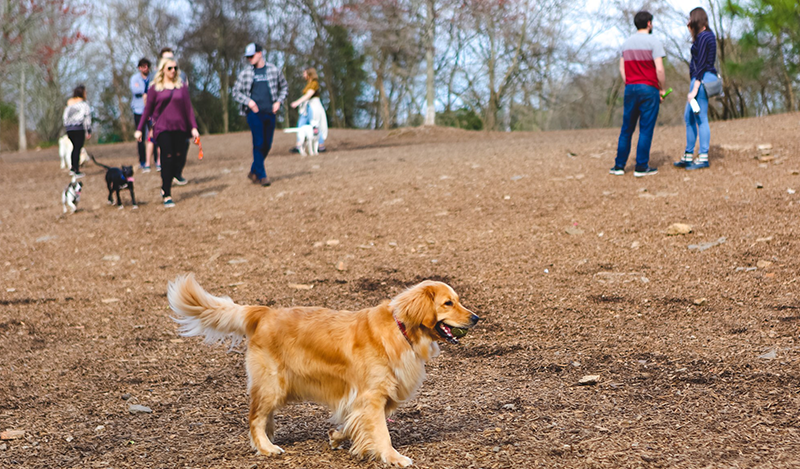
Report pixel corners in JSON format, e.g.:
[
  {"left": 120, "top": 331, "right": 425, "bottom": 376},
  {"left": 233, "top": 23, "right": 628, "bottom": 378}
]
[
  {"left": 129, "top": 185, "right": 138, "bottom": 208},
  {"left": 115, "top": 188, "right": 123, "bottom": 207},
  {"left": 349, "top": 393, "right": 412, "bottom": 467},
  {"left": 247, "top": 358, "right": 285, "bottom": 457}
]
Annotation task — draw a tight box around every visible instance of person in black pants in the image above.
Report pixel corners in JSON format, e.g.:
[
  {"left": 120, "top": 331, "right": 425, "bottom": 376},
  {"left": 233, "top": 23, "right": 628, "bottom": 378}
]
[
  {"left": 134, "top": 58, "right": 199, "bottom": 208},
  {"left": 62, "top": 85, "right": 93, "bottom": 178}
]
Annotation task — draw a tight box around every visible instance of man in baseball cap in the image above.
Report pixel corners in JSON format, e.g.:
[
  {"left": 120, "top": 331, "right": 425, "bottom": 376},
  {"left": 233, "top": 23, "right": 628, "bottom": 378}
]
[
  {"left": 232, "top": 43, "right": 287, "bottom": 186},
  {"left": 244, "top": 42, "right": 263, "bottom": 57}
]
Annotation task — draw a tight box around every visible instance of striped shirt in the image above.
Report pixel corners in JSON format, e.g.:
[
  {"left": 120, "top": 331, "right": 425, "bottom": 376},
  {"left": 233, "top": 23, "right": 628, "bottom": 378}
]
[
  {"left": 62, "top": 99, "right": 92, "bottom": 133},
  {"left": 621, "top": 33, "right": 665, "bottom": 89},
  {"left": 231, "top": 62, "right": 288, "bottom": 116},
  {"left": 690, "top": 30, "right": 717, "bottom": 81}
]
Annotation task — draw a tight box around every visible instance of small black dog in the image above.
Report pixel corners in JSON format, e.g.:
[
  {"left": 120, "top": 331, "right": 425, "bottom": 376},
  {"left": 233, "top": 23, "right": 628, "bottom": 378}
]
[{"left": 90, "top": 154, "right": 137, "bottom": 209}]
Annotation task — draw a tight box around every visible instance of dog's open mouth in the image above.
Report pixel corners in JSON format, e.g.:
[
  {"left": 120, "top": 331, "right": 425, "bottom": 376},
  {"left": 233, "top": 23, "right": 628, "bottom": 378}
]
[{"left": 435, "top": 321, "right": 470, "bottom": 345}]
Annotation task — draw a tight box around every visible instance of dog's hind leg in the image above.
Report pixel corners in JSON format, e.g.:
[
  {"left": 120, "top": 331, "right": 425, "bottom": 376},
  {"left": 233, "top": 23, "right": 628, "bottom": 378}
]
[
  {"left": 346, "top": 392, "right": 412, "bottom": 467},
  {"left": 247, "top": 355, "right": 285, "bottom": 457}
]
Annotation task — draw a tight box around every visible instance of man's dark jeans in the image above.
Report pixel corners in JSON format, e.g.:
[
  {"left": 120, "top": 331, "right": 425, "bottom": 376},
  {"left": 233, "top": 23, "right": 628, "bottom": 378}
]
[
  {"left": 615, "top": 84, "right": 660, "bottom": 171},
  {"left": 246, "top": 111, "right": 276, "bottom": 180}
]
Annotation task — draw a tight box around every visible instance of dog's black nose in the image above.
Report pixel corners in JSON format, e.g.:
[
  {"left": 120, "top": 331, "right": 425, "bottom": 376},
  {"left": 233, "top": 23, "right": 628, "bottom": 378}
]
[{"left": 470, "top": 314, "right": 480, "bottom": 326}]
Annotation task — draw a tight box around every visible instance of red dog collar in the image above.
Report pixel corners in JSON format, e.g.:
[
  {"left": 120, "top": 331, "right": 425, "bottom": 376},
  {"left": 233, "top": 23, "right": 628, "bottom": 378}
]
[{"left": 395, "top": 317, "right": 411, "bottom": 343}]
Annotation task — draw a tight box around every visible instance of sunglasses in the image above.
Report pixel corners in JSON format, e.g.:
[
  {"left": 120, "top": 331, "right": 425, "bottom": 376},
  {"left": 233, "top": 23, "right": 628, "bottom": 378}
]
[{"left": 166, "top": 66, "right": 178, "bottom": 71}]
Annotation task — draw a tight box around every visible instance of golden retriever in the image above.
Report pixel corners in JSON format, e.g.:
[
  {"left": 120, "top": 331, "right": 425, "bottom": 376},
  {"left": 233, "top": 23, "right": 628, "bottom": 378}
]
[{"left": 167, "top": 274, "right": 479, "bottom": 466}]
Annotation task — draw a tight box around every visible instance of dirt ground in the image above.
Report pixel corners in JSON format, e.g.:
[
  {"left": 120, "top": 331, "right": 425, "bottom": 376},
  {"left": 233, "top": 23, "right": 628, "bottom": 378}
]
[{"left": 1, "top": 114, "right": 799, "bottom": 469}]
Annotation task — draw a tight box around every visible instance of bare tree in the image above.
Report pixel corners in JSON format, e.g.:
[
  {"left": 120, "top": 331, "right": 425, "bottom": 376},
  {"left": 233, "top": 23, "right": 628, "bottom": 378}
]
[
  {"left": 423, "top": 0, "right": 436, "bottom": 125},
  {"left": 454, "top": 0, "right": 569, "bottom": 131},
  {"left": 184, "top": 0, "right": 257, "bottom": 133},
  {"left": 87, "top": 0, "right": 182, "bottom": 141},
  {"left": 1, "top": 0, "right": 46, "bottom": 151}
]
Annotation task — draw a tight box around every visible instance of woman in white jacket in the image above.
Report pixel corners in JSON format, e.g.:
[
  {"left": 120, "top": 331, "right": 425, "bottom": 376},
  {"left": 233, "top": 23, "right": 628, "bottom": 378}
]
[
  {"left": 290, "top": 68, "right": 328, "bottom": 152},
  {"left": 62, "top": 85, "right": 92, "bottom": 177}
]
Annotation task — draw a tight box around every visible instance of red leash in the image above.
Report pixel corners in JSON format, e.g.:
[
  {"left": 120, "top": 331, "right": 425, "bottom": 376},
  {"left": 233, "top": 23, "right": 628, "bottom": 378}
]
[{"left": 194, "top": 137, "right": 204, "bottom": 159}]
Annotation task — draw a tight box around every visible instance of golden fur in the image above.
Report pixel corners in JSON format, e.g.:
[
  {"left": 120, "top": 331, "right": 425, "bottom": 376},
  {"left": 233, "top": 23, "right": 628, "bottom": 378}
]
[{"left": 168, "top": 274, "right": 479, "bottom": 467}]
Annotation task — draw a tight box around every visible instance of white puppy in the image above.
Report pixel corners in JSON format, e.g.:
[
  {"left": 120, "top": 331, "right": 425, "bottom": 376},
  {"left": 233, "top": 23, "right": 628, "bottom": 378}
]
[
  {"left": 59, "top": 134, "right": 89, "bottom": 170},
  {"left": 62, "top": 178, "right": 83, "bottom": 213},
  {"left": 297, "top": 124, "right": 319, "bottom": 156}
]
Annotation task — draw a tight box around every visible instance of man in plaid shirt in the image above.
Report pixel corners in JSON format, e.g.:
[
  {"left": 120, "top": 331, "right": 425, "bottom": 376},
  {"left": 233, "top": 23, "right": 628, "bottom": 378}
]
[{"left": 232, "top": 43, "right": 288, "bottom": 186}]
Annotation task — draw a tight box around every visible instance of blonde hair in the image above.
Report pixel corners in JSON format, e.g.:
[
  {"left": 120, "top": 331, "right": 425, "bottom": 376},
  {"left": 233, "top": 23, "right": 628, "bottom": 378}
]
[
  {"left": 154, "top": 57, "right": 183, "bottom": 91},
  {"left": 305, "top": 68, "right": 318, "bottom": 81}
]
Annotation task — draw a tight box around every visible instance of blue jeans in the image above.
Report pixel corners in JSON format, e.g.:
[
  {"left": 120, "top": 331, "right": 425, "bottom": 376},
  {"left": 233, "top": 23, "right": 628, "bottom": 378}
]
[
  {"left": 615, "top": 84, "right": 661, "bottom": 171},
  {"left": 297, "top": 110, "right": 325, "bottom": 146},
  {"left": 246, "top": 111, "right": 276, "bottom": 180},
  {"left": 684, "top": 72, "right": 716, "bottom": 155}
]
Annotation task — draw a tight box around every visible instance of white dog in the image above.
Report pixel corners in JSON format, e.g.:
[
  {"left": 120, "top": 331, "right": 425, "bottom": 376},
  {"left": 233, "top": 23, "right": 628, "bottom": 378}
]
[
  {"left": 297, "top": 124, "right": 319, "bottom": 156},
  {"left": 283, "top": 125, "right": 319, "bottom": 156},
  {"left": 62, "top": 178, "right": 83, "bottom": 213},
  {"left": 58, "top": 134, "right": 89, "bottom": 170}
]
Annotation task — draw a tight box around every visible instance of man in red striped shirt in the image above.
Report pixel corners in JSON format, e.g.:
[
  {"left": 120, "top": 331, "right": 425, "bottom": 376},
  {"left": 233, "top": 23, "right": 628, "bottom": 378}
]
[{"left": 611, "top": 11, "right": 667, "bottom": 178}]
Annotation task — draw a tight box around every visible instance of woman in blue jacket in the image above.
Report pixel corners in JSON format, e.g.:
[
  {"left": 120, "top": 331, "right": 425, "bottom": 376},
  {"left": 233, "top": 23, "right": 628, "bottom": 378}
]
[{"left": 675, "top": 7, "right": 718, "bottom": 170}]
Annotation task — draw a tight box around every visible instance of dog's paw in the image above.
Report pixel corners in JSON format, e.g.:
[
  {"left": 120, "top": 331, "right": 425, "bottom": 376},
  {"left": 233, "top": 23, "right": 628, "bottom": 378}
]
[
  {"left": 132, "top": 205, "right": 138, "bottom": 210},
  {"left": 328, "top": 428, "right": 346, "bottom": 450},
  {"left": 382, "top": 451, "right": 413, "bottom": 467},
  {"left": 257, "top": 445, "right": 284, "bottom": 457},
  {"left": 117, "top": 205, "right": 124, "bottom": 210}
]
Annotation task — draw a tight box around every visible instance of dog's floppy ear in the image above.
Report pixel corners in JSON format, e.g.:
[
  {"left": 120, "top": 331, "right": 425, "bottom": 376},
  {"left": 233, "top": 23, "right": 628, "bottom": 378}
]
[{"left": 390, "top": 282, "right": 438, "bottom": 329}]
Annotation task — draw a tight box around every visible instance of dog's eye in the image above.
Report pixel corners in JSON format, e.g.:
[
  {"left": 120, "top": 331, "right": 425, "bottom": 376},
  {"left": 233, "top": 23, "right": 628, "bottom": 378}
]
[{"left": 444, "top": 300, "right": 453, "bottom": 306}]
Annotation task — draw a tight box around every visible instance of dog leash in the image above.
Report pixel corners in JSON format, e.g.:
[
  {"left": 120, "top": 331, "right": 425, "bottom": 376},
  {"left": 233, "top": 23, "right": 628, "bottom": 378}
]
[{"left": 194, "top": 137, "right": 204, "bottom": 159}]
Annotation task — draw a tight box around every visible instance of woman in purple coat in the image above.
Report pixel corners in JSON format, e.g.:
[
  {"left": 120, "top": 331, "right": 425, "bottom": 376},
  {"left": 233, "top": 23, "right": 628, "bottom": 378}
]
[{"left": 135, "top": 57, "right": 199, "bottom": 208}]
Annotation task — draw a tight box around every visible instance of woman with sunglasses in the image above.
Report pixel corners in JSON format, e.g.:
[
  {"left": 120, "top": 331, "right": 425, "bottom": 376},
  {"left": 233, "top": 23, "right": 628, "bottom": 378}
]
[{"left": 135, "top": 58, "right": 199, "bottom": 208}]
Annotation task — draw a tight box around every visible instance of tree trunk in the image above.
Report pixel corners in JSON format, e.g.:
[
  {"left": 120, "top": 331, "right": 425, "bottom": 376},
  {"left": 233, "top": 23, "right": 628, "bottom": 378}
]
[
  {"left": 485, "top": 90, "right": 498, "bottom": 131},
  {"left": 485, "top": 18, "right": 497, "bottom": 131},
  {"left": 18, "top": 67, "right": 27, "bottom": 151},
  {"left": 777, "top": 37, "right": 795, "bottom": 112},
  {"left": 220, "top": 69, "right": 230, "bottom": 133},
  {"left": 424, "top": 0, "right": 436, "bottom": 126},
  {"left": 107, "top": 35, "right": 130, "bottom": 141},
  {"left": 375, "top": 56, "right": 390, "bottom": 130},
  {"left": 604, "top": 76, "right": 622, "bottom": 127},
  {"left": 320, "top": 64, "right": 340, "bottom": 127},
  {"left": 114, "top": 75, "right": 130, "bottom": 140}
]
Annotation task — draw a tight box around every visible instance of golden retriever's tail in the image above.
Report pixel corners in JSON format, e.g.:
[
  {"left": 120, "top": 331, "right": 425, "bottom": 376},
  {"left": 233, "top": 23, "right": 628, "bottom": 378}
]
[{"left": 168, "top": 274, "right": 249, "bottom": 347}]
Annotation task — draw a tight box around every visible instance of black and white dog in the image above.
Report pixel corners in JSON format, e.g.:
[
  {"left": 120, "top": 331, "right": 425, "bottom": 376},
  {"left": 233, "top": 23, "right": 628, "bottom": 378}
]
[
  {"left": 62, "top": 178, "right": 83, "bottom": 213},
  {"left": 90, "top": 154, "right": 138, "bottom": 209}
]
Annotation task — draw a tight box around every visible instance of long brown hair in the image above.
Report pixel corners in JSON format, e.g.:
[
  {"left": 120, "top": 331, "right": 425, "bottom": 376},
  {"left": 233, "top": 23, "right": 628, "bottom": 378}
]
[
  {"left": 688, "top": 7, "right": 710, "bottom": 42},
  {"left": 305, "top": 67, "right": 318, "bottom": 81}
]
